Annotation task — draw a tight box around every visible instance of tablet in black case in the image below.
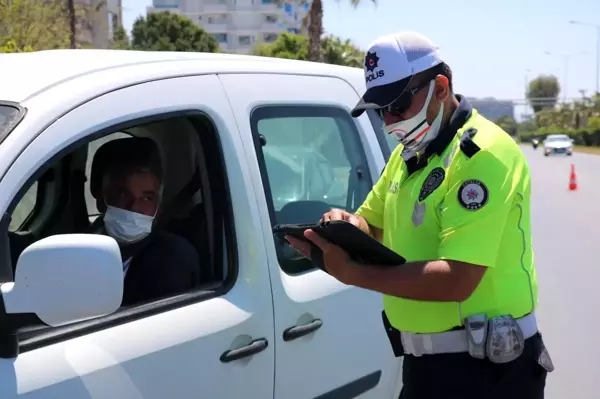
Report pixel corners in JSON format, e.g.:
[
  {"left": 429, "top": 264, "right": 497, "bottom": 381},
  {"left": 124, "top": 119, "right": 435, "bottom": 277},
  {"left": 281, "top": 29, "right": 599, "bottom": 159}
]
[{"left": 272, "top": 220, "right": 406, "bottom": 271}]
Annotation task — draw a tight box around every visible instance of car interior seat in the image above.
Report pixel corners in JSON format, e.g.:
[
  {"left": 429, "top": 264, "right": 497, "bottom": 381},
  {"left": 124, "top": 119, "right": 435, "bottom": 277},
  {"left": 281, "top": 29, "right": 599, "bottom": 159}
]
[{"left": 132, "top": 118, "right": 214, "bottom": 282}]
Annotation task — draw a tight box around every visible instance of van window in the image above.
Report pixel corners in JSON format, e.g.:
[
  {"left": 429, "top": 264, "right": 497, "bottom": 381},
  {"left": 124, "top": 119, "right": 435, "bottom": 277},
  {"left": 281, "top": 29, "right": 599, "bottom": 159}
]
[
  {"left": 9, "top": 113, "right": 236, "bottom": 348},
  {"left": 0, "top": 104, "right": 25, "bottom": 139},
  {"left": 251, "top": 105, "right": 373, "bottom": 274},
  {"left": 9, "top": 182, "right": 38, "bottom": 231}
]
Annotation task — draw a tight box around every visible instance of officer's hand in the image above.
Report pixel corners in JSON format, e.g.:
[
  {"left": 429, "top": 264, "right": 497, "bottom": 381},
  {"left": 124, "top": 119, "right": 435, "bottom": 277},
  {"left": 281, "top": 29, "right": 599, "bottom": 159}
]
[
  {"left": 303, "top": 229, "right": 358, "bottom": 285},
  {"left": 321, "top": 208, "right": 370, "bottom": 235},
  {"left": 285, "top": 235, "right": 312, "bottom": 259}
]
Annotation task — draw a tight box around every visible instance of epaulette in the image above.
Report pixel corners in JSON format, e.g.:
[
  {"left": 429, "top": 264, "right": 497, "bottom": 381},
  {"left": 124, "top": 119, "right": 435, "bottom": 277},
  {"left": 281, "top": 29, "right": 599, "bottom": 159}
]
[{"left": 459, "top": 128, "right": 481, "bottom": 158}]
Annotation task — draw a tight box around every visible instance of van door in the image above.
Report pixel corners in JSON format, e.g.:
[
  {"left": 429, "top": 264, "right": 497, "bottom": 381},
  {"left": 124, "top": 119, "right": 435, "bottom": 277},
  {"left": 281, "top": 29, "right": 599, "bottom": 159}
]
[
  {"left": 219, "top": 74, "right": 401, "bottom": 399},
  {"left": 0, "top": 75, "right": 275, "bottom": 398}
]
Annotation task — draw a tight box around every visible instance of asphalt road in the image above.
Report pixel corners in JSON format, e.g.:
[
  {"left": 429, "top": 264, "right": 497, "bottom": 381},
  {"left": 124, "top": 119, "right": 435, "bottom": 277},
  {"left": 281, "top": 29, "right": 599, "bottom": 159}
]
[{"left": 523, "top": 146, "right": 600, "bottom": 399}]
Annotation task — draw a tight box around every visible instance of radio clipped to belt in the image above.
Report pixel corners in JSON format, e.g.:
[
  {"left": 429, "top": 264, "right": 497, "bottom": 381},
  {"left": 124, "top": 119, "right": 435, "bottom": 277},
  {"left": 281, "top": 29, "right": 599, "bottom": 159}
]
[
  {"left": 464, "top": 314, "right": 525, "bottom": 364},
  {"left": 464, "top": 314, "right": 487, "bottom": 359}
]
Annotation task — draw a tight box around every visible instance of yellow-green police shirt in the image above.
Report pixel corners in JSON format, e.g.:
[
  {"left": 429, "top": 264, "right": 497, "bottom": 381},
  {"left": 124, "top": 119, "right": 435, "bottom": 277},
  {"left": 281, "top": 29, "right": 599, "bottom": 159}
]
[{"left": 356, "top": 96, "right": 538, "bottom": 334}]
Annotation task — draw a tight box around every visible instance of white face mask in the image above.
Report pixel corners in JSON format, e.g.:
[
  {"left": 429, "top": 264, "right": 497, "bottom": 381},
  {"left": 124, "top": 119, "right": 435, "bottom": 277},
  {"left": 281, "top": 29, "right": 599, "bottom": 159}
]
[
  {"left": 103, "top": 205, "right": 155, "bottom": 244},
  {"left": 384, "top": 81, "right": 444, "bottom": 153}
]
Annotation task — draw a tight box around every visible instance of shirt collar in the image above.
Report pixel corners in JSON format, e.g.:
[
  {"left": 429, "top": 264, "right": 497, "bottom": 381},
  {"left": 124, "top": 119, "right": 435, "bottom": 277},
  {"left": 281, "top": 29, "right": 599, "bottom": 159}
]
[{"left": 404, "top": 95, "right": 472, "bottom": 175}]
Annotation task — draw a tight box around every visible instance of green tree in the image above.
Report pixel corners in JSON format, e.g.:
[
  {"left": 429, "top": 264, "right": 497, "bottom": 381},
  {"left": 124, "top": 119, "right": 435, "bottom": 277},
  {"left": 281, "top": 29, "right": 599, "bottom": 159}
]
[
  {"left": 307, "top": 0, "right": 376, "bottom": 62},
  {"left": 0, "top": 39, "right": 32, "bottom": 53},
  {"left": 277, "top": 0, "right": 375, "bottom": 62},
  {"left": 526, "top": 75, "right": 560, "bottom": 113},
  {"left": 131, "top": 12, "right": 219, "bottom": 53},
  {"left": 495, "top": 115, "right": 518, "bottom": 136},
  {"left": 0, "top": 0, "right": 71, "bottom": 52},
  {"left": 111, "top": 24, "right": 131, "bottom": 50},
  {"left": 516, "top": 119, "right": 537, "bottom": 138},
  {"left": 321, "top": 36, "right": 364, "bottom": 67},
  {"left": 252, "top": 32, "right": 308, "bottom": 60},
  {"left": 251, "top": 33, "right": 364, "bottom": 67}
]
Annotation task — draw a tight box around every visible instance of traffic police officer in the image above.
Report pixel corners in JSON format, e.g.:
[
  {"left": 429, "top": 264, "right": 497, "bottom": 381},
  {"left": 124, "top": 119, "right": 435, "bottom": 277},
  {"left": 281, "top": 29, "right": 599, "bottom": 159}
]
[{"left": 286, "top": 31, "right": 554, "bottom": 399}]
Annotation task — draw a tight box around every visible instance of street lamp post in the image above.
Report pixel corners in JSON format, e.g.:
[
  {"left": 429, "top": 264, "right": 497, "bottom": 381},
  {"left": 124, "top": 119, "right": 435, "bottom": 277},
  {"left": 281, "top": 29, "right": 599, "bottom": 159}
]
[
  {"left": 544, "top": 50, "right": 587, "bottom": 103},
  {"left": 524, "top": 68, "right": 532, "bottom": 119},
  {"left": 569, "top": 20, "right": 600, "bottom": 96}
]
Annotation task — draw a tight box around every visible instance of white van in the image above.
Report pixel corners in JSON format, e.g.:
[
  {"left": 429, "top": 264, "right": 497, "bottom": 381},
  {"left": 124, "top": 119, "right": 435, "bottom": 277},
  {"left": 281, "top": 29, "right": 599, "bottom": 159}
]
[{"left": 0, "top": 50, "right": 402, "bottom": 398}]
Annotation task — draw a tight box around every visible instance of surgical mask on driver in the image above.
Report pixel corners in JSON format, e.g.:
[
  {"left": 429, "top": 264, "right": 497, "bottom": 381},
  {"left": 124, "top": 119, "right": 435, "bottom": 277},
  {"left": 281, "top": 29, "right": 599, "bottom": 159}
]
[
  {"left": 384, "top": 81, "right": 444, "bottom": 153},
  {"left": 103, "top": 205, "right": 154, "bottom": 244}
]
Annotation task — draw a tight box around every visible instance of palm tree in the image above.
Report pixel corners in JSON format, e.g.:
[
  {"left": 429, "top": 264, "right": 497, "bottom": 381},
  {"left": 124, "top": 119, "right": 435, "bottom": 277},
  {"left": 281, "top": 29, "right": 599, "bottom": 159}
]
[
  {"left": 283, "top": 0, "right": 376, "bottom": 62},
  {"left": 67, "top": 0, "right": 76, "bottom": 48}
]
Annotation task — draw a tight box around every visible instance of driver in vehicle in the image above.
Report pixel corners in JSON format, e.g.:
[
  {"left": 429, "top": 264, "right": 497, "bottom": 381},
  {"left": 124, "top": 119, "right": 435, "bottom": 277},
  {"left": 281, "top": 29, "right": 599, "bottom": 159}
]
[{"left": 89, "top": 137, "right": 200, "bottom": 306}]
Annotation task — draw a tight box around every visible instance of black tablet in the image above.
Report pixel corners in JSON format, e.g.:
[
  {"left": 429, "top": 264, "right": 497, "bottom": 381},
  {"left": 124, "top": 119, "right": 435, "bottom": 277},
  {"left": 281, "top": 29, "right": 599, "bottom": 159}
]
[{"left": 272, "top": 220, "right": 406, "bottom": 271}]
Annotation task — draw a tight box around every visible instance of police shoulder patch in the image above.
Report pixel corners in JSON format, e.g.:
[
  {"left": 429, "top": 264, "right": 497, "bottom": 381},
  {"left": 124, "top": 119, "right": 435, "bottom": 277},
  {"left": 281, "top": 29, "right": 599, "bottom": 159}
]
[
  {"left": 418, "top": 167, "right": 445, "bottom": 202},
  {"left": 458, "top": 179, "right": 488, "bottom": 210}
]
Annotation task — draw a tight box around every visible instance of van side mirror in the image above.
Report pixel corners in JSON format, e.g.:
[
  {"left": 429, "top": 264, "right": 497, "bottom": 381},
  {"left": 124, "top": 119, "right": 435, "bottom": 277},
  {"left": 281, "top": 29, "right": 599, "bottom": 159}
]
[{"left": 1, "top": 234, "right": 123, "bottom": 327}]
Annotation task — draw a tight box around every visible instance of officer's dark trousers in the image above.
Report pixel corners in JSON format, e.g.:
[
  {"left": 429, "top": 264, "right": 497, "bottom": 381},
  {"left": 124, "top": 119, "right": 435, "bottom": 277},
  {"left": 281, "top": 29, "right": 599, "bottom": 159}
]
[{"left": 398, "top": 333, "right": 548, "bottom": 399}]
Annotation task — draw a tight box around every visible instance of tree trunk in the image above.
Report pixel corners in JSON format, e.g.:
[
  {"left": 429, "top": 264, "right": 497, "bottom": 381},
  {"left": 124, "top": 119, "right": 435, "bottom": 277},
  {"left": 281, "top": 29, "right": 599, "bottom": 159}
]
[
  {"left": 307, "top": 0, "right": 323, "bottom": 62},
  {"left": 67, "top": 0, "right": 76, "bottom": 49}
]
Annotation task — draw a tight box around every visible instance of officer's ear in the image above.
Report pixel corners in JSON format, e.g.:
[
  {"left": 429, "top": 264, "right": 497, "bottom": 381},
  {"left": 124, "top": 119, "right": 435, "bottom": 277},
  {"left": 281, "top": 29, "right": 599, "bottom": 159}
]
[{"left": 434, "top": 75, "right": 450, "bottom": 103}]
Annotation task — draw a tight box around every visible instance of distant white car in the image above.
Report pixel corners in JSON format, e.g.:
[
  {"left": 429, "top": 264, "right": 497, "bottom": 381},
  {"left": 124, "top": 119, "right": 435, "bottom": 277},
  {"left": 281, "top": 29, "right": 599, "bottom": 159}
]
[{"left": 543, "top": 134, "right": 573, "bottom": 156}]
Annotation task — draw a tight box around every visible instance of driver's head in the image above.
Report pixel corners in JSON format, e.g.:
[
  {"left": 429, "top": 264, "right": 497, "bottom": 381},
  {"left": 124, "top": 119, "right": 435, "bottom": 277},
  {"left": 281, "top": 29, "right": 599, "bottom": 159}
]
[{"left": 95, "top": 138, "right": 163, "bottom": 244}]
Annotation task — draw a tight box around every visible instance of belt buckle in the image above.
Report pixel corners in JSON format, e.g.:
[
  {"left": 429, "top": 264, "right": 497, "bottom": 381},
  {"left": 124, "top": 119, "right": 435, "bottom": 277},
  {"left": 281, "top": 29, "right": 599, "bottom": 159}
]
[{"left": 403, "top": 332, "right": 427, "bottom": 357}]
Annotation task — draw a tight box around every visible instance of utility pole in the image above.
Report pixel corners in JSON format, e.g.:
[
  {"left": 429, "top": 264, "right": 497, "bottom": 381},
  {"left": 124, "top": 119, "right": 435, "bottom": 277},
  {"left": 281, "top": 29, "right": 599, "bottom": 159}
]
[
  {"left": 544, "top": 50, "right": 587, "bottom": 104},
  {"left": 524, "top": 69, "right": 531, "bottom": 119},
  {"left": 68, "top": 0, "right": 77, "bottom": 49}
]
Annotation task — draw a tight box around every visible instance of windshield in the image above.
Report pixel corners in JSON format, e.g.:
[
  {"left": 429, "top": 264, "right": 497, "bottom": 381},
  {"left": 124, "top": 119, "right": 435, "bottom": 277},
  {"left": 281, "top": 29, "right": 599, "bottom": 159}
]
[
  {"left": 546, "top": 136, "right": 570, "bottom": 143},
  {"left": 366, "top": 109, "right": 401, "bottom": 159},
  {"left": 0, "top": 104, "right": 25, "bottom": 139}
]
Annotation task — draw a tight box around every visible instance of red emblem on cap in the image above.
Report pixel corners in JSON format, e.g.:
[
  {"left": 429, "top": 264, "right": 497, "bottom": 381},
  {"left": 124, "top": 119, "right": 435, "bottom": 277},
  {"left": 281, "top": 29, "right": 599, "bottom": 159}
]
[{"left": 365, "top": 52, "right": 380, "bottom": 72}]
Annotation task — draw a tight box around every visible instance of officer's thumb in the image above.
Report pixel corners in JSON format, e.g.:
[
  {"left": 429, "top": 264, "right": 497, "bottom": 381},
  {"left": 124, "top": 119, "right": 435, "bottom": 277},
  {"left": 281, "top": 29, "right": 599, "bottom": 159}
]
[{"left": 305, "top": 229, "right": 332, "bottom": 251}]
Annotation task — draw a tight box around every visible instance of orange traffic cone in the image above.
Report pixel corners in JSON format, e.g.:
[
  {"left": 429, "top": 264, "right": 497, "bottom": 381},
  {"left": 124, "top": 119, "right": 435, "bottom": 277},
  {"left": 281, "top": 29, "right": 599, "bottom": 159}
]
[{"left": 568, "top": 164, "right": 578, "bottom": 191}]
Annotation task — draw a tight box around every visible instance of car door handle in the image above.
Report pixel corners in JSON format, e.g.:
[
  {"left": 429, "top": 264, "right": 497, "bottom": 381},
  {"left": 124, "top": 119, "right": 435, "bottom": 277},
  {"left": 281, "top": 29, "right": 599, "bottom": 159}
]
[
  {"left": 219, "top": 338, "right": 269, "bottom": 363},
  {"left": 283, "top": 318, "right": 323, "bottom": 342}
]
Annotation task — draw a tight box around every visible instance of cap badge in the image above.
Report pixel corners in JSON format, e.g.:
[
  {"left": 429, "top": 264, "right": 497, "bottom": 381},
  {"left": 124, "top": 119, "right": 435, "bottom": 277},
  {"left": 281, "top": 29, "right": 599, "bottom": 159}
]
[{"left": 365, "top": 51, "right": 380, "bottom": 72}]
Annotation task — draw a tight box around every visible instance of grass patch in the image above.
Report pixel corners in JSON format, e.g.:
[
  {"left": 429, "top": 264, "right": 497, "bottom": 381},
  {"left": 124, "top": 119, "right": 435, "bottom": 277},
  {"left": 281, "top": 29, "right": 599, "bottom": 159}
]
[{"left": 574, "top": 146, "right": 600, "bottom": 155}]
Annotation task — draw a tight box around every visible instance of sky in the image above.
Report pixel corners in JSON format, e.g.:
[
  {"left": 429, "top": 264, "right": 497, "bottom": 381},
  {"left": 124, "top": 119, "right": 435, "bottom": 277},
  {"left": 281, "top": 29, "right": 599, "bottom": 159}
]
[{"left": 122, "top": 0, "right": 600, "bottom": 118}]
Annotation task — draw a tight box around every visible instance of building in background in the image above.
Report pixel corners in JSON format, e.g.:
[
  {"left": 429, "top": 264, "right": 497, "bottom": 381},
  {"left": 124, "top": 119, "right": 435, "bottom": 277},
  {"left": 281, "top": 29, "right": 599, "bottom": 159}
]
[
  {"left": 469, "top": 97, "right": 515, "bottom": 122},
  {"left": 77, "top": 0, "right": 123, "bottom": 49},
  {"left": 147, "top": 0, "right": 310, "bottom": 53}
]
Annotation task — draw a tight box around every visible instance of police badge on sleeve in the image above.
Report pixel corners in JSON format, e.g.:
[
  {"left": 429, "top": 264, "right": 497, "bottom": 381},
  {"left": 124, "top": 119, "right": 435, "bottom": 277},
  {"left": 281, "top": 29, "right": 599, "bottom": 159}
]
[{"left": 458, "top": 179, "right": 488, "bottom": 210}]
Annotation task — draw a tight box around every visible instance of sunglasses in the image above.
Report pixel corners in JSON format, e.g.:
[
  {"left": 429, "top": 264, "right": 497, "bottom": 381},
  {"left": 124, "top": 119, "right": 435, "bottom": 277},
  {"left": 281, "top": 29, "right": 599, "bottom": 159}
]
[{"left": 375, "top": 78, "right": 434, "bottom": 120}]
